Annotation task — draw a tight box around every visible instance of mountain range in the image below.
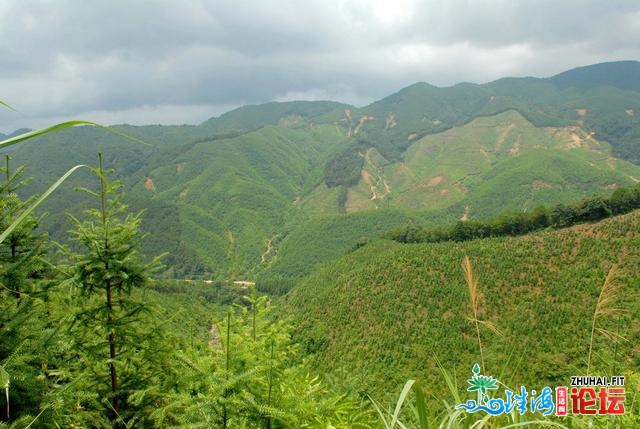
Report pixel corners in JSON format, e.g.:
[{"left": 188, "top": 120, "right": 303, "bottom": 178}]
[{"left": 4, "top": 60, "right": 640, "bottom": 282}]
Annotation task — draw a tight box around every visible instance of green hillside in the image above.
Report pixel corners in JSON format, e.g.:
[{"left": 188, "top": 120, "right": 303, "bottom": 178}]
[
  {"left": 313, "top": 109, "right": 640, "bottom": 219},
  {"left": 3, "top": 60, "right": 640, "bottom": 428},
  {"left": 4, "top": 61, "right": 640, "bottom": 280},
  {"left": 262, "top": 208, "right": 454, "bottom": 281},
  {"left": 345, "top": 61, "right": 640, "bottom": 162},
  {"left": 135, "top": 124, "right": 350, "bottom": 278},
  {"left": 200, "top": 100, "right": 352, "bottom": 133},
  {"left": 285, "top": 210, "right": 640, "bottom": 401},
  {"left": 549, "top": 60, "right": 640, "bottom": 92},
  {"left": 9, "top": 120, "right": 351, "bottom": 278}
]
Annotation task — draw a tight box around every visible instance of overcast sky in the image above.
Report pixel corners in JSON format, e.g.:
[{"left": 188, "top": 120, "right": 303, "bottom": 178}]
[{"left": 1, "top": 0, "right": 638, "bottom": 133}]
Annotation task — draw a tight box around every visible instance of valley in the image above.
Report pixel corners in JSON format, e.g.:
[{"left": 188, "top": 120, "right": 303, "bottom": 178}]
[
  {"left": 6, "top": 61, "right": 640, "bottom": 283},
  {"left": 1, "top": 60, "right": 639, "bottom": 427}
]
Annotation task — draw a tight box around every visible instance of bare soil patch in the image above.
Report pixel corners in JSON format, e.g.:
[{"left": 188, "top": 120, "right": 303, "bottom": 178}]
[
  {"left": 569, "top": 132, "right": 582, "bottom": 148},
  {"left": 385, "top": 112, "right": 398, "bottom": 129},
  {"left": 361, "top": 169, "right": 373, "bottom": 185},
  {"left": 460, "top": 206, "right": 470, "bottom": 221},
  {"left": 144, "top": 177, "right": 156, "bottom": 192},
  {"left": 533, "top": 180, "right": 553, "bottom": 190},
  {"left": 354, "top": 115, "right": 375, "bottom": 135},
  {"left": 496, "top": 123, "right": 516, "bottom": 148},
  {"left": 423, "top": 175, "right": 443, "bottom": 187}
]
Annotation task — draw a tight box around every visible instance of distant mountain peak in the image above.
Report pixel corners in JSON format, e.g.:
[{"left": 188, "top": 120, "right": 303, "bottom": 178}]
[
  {"left": 199, "top": 100, "right": 352, "bottom": 132},
  {"left": 548, "top": 60, "right": 640, "bottom": 91}
]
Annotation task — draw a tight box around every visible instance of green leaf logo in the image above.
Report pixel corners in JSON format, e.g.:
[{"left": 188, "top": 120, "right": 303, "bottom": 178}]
[{"left": 466, "top": 363, "right": 499, "bottom": 404}]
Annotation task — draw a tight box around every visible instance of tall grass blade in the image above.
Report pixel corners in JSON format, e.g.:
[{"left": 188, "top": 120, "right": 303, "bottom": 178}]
[
  {"left": 434, "top": 357, "right": 460, "bottom": 405},
  {"left": 413, "top": 381, "right": 430, "bottom": 429},
  {"left": 587, "top": 265, "right": 621, "bottom": 375},
  {"left": 368, "top": 394, "right": 391, "bottom": 429},
  {"left": 390, "top": 379, "right": 415, "bottom": 428},
  {"left": 369, "top": 380, "right": 415, "bottom": 429},
  {"left": 0, "top": 164, "right": 88, "bottom": 244},
  {"left": 22, "top": 405, "right": 49, "bottom": 429},
  {"left": 0, "top": 120, "right": 146, "bottom": 150},
  {"left": 462, "top": 255, "right": 485, "bottom": 372},
  {"left": 0, "top": 100, "right": 16, "bottom": 111}
]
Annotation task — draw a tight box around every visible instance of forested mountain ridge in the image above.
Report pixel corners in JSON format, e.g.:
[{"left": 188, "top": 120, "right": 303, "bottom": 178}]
[
  {"left": 4, "top": 60, "right": 640, "bottom": 280},
  {"left": 2, "top": 60, "right": 640, "bottom": 428}
]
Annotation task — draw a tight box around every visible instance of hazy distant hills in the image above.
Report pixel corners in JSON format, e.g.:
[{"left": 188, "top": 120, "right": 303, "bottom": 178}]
[
  {"left": 4, "top": 60, "right": 640, "bottom": 280},
  {"left": 199, "top": 100, "right": 351, "bottom": 133},
  {"left": 548, "top": 60, "right": 640, "bottom": 91}
]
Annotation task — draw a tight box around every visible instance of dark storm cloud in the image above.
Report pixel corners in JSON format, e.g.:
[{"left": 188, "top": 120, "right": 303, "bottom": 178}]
[{"left": 1, "top": 0, "right": 638, "bottom": 132}]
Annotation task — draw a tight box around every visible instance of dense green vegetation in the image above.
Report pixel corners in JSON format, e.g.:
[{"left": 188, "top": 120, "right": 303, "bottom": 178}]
[
  {"left": 324, "top": 143, "right": 367, "bottom": 189},
  {"left": 387, "top": 183, "right": 640, "bottom": 243},
  {"left": 286, "top": 210, "right": 640, "bottom": 425},
  {"left": 548, "top": 60, "right": 640, "bottom": 92},
  {"left": 354, "top": 61, "right": 640, "bottom": 163},
  {"left": 10, "top": 122, "right": 354, "bottom": 279},
  {"left": 3, "top": 60, "right": 640, "bottom": 427},
  {"left": 5, "top": 61, "right": 640, "bottom": 279},
  {"left": 10, "top": 158, "right": 637, "bottom": 427},
  {"left": 200, "top": 100, "right": 350, "bottom": 134},
  {"left": 261, "top": 208, "right": 455, "bottom": 286},
  {"left": 0, "top": 157, "right": 373, "bottom": 427}
]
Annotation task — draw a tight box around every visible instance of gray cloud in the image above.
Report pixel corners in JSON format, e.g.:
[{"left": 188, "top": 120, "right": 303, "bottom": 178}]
[{"left": 1, "top": 0, "right": 639, "bottom": 132}]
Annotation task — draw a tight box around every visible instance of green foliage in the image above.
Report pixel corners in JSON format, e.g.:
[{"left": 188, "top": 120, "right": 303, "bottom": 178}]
[
  {"left": 148, "top": 294, "right": 375, "bottom": 428},
  {"left": 0, "top": 159, "right": 48, "bottom": 299},
  {"left": 200, "top": 100, "right": 351, "bottom": 134},
  {"left": 549, "top": 60, "right": 640, "bottom": 92},
  {"left": 61, "top": 159, "right": 166, "bottom": 425},
  {"left": 356, "top": 62, "right": 640, "bottom": 167},
  {"left": 3, "top": 80, "right": 640, "bottom": 426},
  {"left": 7, "top": 65, "right": 640, "bottom": 280},
  {"left": 0, "top": 152, "right": 377, "bottom": 427},
  {"left": 267, "top": 208, "right": 448, "bottom": 282},
  {"left": 324, "top": 143, "right": 366, "bottom": 188},
  {"left": 2, "top": 63, "right": 640, "bottom": 280},
  {"left": 0, "top": 107, "right": 176, "bottom": 427},
  {"left": 388, "top": 183, "right": 640, "bottom": 244},
  {"left": 0, "top": 161, "right": 51, "bottom": 423},
  {"left": 287, "top": 211, "right": 640, "bottom": 412}
]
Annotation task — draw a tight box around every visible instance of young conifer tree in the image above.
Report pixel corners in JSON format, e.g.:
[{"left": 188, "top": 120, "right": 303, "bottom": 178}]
[
  {"left": 0, "top": 157, "right": 50, "bottom": 423},
  {"left": 0, "top": 156, "right": 48, "bottom": 299},
  {"left": 66, "top": 154, "right": 163, "bottom": 426}
]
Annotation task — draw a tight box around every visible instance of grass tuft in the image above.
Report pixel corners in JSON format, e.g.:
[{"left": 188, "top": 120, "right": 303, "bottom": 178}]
[{"left": 587, "top": 265, "right": 623, "bottom": 375}]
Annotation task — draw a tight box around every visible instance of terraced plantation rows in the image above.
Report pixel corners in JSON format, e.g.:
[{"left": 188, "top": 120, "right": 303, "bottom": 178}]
[{"left": 286, "top": 211, "right": 640, "bottom": 405}]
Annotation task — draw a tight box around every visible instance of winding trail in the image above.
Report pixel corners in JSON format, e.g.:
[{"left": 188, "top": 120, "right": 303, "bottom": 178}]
[{"left": 259, "top": 235, "right": 277, "bottom": 266}]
